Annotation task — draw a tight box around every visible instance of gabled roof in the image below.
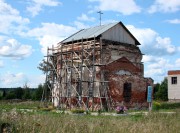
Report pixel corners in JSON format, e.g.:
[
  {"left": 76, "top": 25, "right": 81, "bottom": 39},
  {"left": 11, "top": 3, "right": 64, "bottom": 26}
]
[{"left": 61, "top": 21, "right": 140, "bottom": 45}]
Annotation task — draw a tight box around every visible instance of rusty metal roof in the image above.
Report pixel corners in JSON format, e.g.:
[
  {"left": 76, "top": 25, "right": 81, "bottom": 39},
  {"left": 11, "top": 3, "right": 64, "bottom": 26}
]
[
  {"left": 168, "top": 70, "right": 180, "bottom": 75},
  {"left": 61, "top": 22, "right": 119, "bottom": 43}
]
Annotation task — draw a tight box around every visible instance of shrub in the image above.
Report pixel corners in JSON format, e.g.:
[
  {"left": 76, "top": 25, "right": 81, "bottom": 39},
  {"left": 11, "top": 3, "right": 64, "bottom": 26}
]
[
  {"left": 0, "top": 94, "right": 2, "bottom": 100},
  {"left": 85, "top": 110, "right": 91, "bottom": 115},
  {"left": 39, "top": 105, "right": 54, "bottom": 112},
  {"left": 153, "top": 102, "right": 180, "bottom": 110},
  {"left": 98, "top": 109, "right": 102, "bottom": 115},
  {"left": 153, "top": 101, "right": 161, "bottom": 111},
  {"left": 5, "top": 91, "right": 16, "bottom": 99},
  {"left": 71, "top": 109, "right": 85, "bottom": 114},
  {"left": 160, "top": 102, "right": 180, "bottom": 109}
]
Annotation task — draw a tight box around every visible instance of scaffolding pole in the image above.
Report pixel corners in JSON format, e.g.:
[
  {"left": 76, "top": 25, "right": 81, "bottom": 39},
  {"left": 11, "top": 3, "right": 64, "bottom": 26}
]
[{"left": 44, "top": 38, "right": 111, "bottom": 111}]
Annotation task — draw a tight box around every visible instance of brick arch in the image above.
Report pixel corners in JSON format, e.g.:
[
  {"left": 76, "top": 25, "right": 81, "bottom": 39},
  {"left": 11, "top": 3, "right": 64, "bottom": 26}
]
[{"left": 102, "top": 57, "right": 141, "bottom": 74}]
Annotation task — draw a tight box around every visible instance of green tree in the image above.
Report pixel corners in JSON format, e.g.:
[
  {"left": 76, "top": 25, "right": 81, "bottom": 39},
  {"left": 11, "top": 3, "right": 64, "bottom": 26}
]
[
  {"left": 2, "top": 90, "right": 6, "bottom": 98},
  {"left": 153, "top": 83, "right": 160, "bottom": 100},
  {"left": 154, "top": 78, "right": 168, "bottom": 101},
  {"left": 33, "top": 84, "right": 43, "bottom": 100},
  {"left": 0, "top": 91, "right": 2, "bottom": 100},
  {"left": 14, "top": 87, "right": 24, "bottom": 99},
  {"left": 154, "top": 83, "right": 160, "bottom": 94},
  {"left": 22, "top": 83, "right": 31, "bottom": 100},
  {"left": 22, "top": 89, "right": 31, "bottom": 99},
  {"left": 5, "top": 91, "right": 16, "bottom": 99}
]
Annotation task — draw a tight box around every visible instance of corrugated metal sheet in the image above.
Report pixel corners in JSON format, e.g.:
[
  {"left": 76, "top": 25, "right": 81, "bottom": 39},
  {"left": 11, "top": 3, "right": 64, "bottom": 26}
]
[
  {"left": 61, "top": 21, "right": 141, "bottom": 45},
  {"left": 62, "top": 22, "right": 119, "bottom": 43}
]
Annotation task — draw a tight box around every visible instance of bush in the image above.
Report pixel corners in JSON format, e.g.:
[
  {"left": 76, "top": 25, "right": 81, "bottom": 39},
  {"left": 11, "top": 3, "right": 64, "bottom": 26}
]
[
  {"left": 5, "top": 91, "right": 16, "bottom": 99},
  {"left": 160, "top": 102, "right": 180, "bottom": 109},
  {"left": 0, "top": 95, "right": 2, "bottom": 100},
  {"left": 14, "top": 87, "right": 24, "bottom": 99},
  {"left": 153, "top": 102, "right": 180, "bottom": 110},
  {"left": 33, "top": 84, "right": 43, "bottom": 101},
  {"left": 39, "top": 106, "right": 54, "bottom": 112},
  {"left": 22, "top": 89, "right": 31, "bottom": 100},
  {"left": 71, "top": 109, "right": 85, "bottom": 114},
  {"left": 153, "top": 101, "right": 161, "bottom": 111}
]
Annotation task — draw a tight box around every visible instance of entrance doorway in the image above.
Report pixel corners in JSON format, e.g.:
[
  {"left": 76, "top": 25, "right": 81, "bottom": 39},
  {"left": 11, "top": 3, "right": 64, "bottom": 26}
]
[{"left": 123, "top": 82, "right": 132, "bottom": 102}]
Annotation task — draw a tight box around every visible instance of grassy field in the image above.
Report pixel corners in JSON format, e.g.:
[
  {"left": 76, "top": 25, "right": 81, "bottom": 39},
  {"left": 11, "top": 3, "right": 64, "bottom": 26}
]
[{"left": 0, "top": 101, "right": 180, "bottom": 133}]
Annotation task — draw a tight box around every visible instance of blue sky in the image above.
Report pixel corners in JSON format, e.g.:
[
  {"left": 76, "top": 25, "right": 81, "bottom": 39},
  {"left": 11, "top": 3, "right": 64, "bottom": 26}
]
[{"left": 0, "top": 0, "right": 179, "bottom": 88}]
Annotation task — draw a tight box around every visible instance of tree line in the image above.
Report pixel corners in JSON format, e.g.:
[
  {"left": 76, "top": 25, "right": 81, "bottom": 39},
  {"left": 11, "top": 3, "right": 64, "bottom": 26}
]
[
  {"left": 0, "top": 84, "right": 49, "bottom": 101},
  {"left": 0, "top": 78, "right": 168, "bottom": 101}
]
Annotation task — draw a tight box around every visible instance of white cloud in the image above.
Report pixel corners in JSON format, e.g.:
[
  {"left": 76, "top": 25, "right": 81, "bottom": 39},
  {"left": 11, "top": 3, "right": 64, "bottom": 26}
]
[
  {"left": 143, "top": 56, "right": 171, "bottom": 83},
  {"left": 101, "top": 19, "right": 118, "bottom": 25},
  {"left": 126, "top": 25, "right": 157, "bottom": 45},
  {"left": 26, "top": 4, "right": 41, "bottom": 17},
  {"left": 74, "top": 21, "right": 90, "bottom": 29},
  {"left": 142, "top": 55, "right": 156, "bottom": 62},
  {"left": 26, "top": 23, "right": 76, "bottom": 38},
  {"left": 25, "top": 23, "right": 77, "bottom": 54},
  {"left": 89, "top": 0, "right": 141, "bottom": 15},
  {"left": 148, "top": 0, "right": 180, "bottom": 13},
  {"left": 147, "top": 58, "right": 169, "bottom": 69},
  {"left": 0, "top": 0, "right": 18, "bottom": 15},
  {"left": 0, "top": 38, "right": 33, "bottom": 59},
  {"left": 126, "top": 25, "right": 180, "bottom": 83},
  {"left": 28, "top": 74, "right": 45, "bottom": 88},
  {"left": 0, "top": 0, "right": 29, "bottom": 34},
  {"left": 27, "top": 0, "right": 61, "bottom": 17},
  {"left": 39, "top": 35, "right": 64, "bottom": 55},
  {"left": 166, "top": 19, "right": 180, "bottom": 24},
  {"left": 126, "top": 25, "right": 177, "bottom": 56},
  {"left": 143, "top": 55, "right": 173, "bottom": 69},
  {"left": 0, "top": 72, "right": 45, "bottom": 88},
  {"left": 143, "top": 55, "right": 180, "bottom": 83},
  {"left": 0, "top": 72, "right": 27, "bottom": 87},
  {"left": 77, "top": 13, "right": 96, "bottom": 22},
  {"left": 156, "top": 37, "right": 175, "bottom": 54}
]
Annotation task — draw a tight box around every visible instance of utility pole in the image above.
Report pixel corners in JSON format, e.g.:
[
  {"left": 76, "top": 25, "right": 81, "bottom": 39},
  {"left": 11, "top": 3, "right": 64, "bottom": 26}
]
[{"left": 97, "top": 11, "right": 103, "bottom": 26}]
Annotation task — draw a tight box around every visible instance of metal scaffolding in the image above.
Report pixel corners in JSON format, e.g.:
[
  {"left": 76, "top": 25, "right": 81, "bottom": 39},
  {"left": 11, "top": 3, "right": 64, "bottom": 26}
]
[{"left": 44, "top": 37, "right": 111, "bottom": 111}]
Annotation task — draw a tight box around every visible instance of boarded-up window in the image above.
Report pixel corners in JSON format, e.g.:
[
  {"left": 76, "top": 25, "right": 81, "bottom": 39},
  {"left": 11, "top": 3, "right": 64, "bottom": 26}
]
[{"left": 123, "top": 82, "right": 132, "bottom": 102}]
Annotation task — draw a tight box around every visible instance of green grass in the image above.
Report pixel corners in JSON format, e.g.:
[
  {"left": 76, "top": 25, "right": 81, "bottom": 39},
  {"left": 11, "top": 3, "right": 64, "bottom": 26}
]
[
  {"left": 0, "top": 100, "right": 53, "bottom": 111},
  {"left": 0, "top": 100, "right": 39, "bottom": 110},
  {"left": 0, "top": 101, "right": 180, "bottom": 133}
]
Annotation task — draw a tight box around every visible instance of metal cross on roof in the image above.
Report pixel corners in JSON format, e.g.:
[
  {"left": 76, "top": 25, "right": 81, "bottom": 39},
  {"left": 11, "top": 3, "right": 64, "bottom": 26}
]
[{"left": 97, "top": 11, "right": 103, "bottom": 26}]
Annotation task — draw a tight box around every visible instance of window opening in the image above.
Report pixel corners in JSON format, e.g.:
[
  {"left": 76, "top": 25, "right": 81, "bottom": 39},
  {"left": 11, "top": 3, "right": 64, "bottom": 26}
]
[
  {"left": 171, "top": 77, "right": 177, "bottom": 84},
  {"left": 123, "top": 82, "right": 132, "bottom": 102}
]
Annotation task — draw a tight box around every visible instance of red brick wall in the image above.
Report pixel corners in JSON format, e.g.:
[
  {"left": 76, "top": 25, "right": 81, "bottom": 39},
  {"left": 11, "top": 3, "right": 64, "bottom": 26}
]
[{"left": 102, "top": 57, "right": 153, "bottom": 107}]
